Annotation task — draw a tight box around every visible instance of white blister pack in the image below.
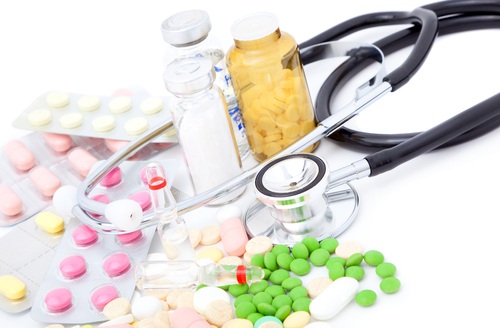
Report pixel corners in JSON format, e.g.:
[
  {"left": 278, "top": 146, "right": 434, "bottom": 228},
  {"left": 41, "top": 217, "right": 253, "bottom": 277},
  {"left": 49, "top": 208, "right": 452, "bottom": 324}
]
[{"left": 12, "top": 91, "right": 178, "bottom": 143}]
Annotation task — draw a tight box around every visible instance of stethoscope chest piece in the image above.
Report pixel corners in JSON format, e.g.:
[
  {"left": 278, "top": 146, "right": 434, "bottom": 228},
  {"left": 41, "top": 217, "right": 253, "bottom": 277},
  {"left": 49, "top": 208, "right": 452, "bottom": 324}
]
[{"left": 245, "top": 153, "right": 359, "bottom": 245}]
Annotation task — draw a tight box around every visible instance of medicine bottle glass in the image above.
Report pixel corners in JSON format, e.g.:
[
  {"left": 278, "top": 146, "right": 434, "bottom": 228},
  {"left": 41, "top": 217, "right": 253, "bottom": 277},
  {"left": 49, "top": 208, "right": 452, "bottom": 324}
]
[
  {"left": 161, "top": 9, "right": 250, "bottom": 160},
  {"left": 227, "top": 12, "right": 319, "bottom": 162},
  {"left": 163, "top": 57, "right": 244, "bottom": 205}
]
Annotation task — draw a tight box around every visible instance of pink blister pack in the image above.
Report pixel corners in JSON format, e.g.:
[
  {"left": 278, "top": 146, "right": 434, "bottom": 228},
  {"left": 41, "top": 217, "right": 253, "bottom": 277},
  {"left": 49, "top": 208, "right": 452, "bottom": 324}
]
[{"left": 30, "top": 159, "right": 180, "bottom": 324}]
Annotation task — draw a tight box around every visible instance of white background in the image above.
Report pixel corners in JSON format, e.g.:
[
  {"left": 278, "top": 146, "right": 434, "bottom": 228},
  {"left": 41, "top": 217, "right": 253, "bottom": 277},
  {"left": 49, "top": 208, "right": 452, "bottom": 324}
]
[{"left": 1, "top": 0, "right": 500, "bottom": 327}]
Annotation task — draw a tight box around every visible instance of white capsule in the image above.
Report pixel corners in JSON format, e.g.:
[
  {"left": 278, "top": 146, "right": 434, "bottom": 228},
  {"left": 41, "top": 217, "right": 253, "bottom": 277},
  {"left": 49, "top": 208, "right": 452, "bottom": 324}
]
[{"left": 309, "top": 276, "right": 359, "bottom": 321}]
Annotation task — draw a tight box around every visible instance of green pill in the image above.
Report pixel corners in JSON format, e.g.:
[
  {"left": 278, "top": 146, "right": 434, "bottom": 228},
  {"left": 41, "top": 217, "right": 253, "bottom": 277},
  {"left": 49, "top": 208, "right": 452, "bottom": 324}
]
[
  {"left": 292, "top": 297, "right": 312, "bottom": 312},
  {"left": 263, "top": 269, "right": 272, "bottom": 280},
  {"left": 275, "top": 304, "right": 292, "bottom": 322},
  {"left": 257, "top": 302, "right": 277, "bottom": 316},
  {"left": 196, "top": 284, "right": 207, "bottom": 291},
  {"left": 272, "top": 294, "right": 293, "bottom": 309},
  {"left": 264, "top": 252, "right": 278, "bottom": 271},
  {"left": 265, "top": 285, "right": 285, "bottom": 298},
  {"left": 364, "top": 250, "right": 384, "bottom": 266},
  {"left": 252, "top": 292, "right": 273, "bottom": 307},
  {"left": 346, "top": 253, "right": 364, "bottom": 267},
  {"left": 328, "top": 261, "right": 345, "bottom": 281},
  {"left": 229, "top": 283, "right": 249, "bottom": 297},
  {"left": 235, "top": 301, "right": 257, "bottom": 319},
  {"left": 251, "top": 254, "right": 265, "bottom": 268},
  {"left": 325, "top": 257, "right": 346, "bottom": 270},
  {"left": 291, "top": 242, "right": 309, "bottom": 260},
  {"left": 272, "top": 244, "right": 290, "bottom": 256},
  {"left": 235, "top": 294, "right": 254, "bottom": 307},
  {"left": 309, "top": 248, "right": 330, "bottom": 267},
  {"left": 219, "top": 285, "right": 229, "bottom": 291},
  {"left": 376, "top": 262, "right": 397, "bottom": 278},
  {"left": 289, "top": 286, "right": 308, "bottom": 301},
  {"left": 276, "top": 253, "right": 294, "bottom": 271},
  {"left": 269, "top": 269, "right": 290, "bottom": 285},
  {"left": 281, "top": 277, "right": 302, "bottom": 291},
  {"left": 345, "top": 266, "right": 365, "bottom": 281},
  {"left": 247, "top": 313, "right": 264, "bottom": 324},
  {"left": 355, "top": 289, "right": 377, "bottom": 307},
  {"left": 320, "top": 237, "right": 339, "bottom": 253},
  {"left": 290, "top": 258, "right": 311, "bottom": 276},
  {"left": 249, "top": 280, "right": 269, "bottom": 295},
  {"left": 380, "top": 277, "right": 401, "bottom": 294},
  {"left": 301, "top": 236, "right": 320, "bottom": 253}
]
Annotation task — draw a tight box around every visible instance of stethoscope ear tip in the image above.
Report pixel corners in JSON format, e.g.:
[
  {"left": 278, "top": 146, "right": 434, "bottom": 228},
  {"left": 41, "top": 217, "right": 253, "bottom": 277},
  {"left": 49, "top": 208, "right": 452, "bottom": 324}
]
[{"left": 104, "top": 199, "right": 143, "bottom": 232}]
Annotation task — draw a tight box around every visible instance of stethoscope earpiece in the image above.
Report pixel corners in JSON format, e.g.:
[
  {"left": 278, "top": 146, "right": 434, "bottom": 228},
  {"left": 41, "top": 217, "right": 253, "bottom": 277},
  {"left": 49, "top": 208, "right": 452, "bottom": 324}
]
[{"left": 104, "top": 199, "right": 143, "bottom": 231}]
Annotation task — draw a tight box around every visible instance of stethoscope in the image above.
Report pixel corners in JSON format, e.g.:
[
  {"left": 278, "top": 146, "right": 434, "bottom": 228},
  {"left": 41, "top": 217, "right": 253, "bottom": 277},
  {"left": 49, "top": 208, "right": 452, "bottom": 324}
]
[{"left": 71, "top": 0, "right": 500, "bottom": 244}]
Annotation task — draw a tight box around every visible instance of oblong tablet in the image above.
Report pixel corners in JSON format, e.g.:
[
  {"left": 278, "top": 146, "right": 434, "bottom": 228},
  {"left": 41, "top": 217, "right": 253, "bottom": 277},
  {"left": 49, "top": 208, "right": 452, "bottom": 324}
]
[
  {"left": 309, "top": 276, "right": 359, "bottom": 320},
  {"left": 68, "top": 147, "right": 98, "bottom": 177},
  {"left": 44, "top": 287, "right": 72, "bottom": 312},
  {"left": 0, "top": 275, "right": 26, "bottom": 300},
  {"left": 29, "top": 166, "right": 61, "bottom": 197},
  {"left": 4, "top": 140, "right": 36, "bottom": 171},
  {"left": 0, "top": 184, "right": 23, "bottom": 216},
  {"left": 35, "top": 211, "right": 65, "bottom": 234},
  {"left": 42, "top": 132, "right": 72, "bottom": 152}
]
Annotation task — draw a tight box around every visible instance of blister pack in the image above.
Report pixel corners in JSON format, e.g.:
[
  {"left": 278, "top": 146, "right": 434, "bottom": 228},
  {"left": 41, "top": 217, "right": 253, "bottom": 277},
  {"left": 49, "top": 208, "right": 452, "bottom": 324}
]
[{"left": 12, "top": 91, "right": 178, "bottom": 143}]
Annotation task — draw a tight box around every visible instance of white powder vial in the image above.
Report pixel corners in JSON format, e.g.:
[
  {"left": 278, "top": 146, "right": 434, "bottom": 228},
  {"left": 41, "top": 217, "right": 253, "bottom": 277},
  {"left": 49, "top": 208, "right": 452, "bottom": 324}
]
[{"left": 164, "top": 56, "right": 245, "bottom": 205}]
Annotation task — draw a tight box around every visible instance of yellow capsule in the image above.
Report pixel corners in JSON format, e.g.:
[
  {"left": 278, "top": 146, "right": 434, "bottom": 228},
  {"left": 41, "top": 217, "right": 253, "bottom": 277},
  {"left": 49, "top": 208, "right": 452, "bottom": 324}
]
[
  {"left": 35, "top": 210, "right": 65, "bottom": 234},
  {"left": 0, "top": 275, "right": 26, "bottom": 300}
]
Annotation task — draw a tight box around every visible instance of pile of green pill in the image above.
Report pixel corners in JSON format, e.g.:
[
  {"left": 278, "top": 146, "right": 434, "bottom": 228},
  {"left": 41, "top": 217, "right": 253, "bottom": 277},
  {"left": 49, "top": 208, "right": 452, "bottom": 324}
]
[{"left": 224, "top": 236, "right": 401, "bottom": 323}]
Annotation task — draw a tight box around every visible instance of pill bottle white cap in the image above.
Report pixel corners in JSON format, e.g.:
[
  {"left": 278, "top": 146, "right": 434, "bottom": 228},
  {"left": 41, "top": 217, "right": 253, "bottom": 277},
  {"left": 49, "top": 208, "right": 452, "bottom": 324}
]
[
  {"left": 161, "top": 10, "right": 212, "bottom": 46},
  {"left": 164, "top": 57, "right": 215, "bottom": 95},
  {"left": 230, "top": 12, "right": 279, "bottom": 41}
]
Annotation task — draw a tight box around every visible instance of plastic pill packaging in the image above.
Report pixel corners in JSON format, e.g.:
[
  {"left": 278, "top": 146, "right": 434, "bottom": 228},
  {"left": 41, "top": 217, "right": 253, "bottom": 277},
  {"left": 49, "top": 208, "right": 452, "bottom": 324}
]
[
  {"left": 12, "top": 91, "right": 178, "bottom": 143},
  {"left": 0, "top": 131, "right": 173, "bottom": 227}
]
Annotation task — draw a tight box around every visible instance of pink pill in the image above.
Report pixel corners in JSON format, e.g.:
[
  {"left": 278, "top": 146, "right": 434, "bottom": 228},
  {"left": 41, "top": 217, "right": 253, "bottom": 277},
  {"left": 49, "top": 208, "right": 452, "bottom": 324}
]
[
  {"left": 103, "top": 253, "right": 130, "bottom": 277},
  {"left": 44, "top": 287, "right": 72, "bottom": 312},
  {"left": 91, "top": 194, "right": 111, "bottom": 204},
  {"left": 4, "top": 140, "right": 36, "bottom": 171},
  {"left": 220, "top": 217, "right": 249, "bottom": 257},
  {"left": 29, "top": 166, "right": 61, "bottom": 197},
  {"left": 104, "top": 139, "right": 130, "bottom": 153},
  {"left": 72, "top": 225, "right": 98, "bottom": 246},
  {"left": 90, "top": 285, "right": 118, "bottom": 310},
  {"left": 117, "top": 230, "right": 142, "bottom": 244},
  {"left": 170, "top": 307, "right": 211, "bottom": 327},
  {"left": 128, "top": 191, "right": 151, "bottom": 210},
  {"left": 42, "top": 132, "right": 72, "bottom": 152},
  {"left": 0, "top": 184, "right": 23, "bottom": 216},
  {"left": 68, "top": 147, "right": 98, "bottom": 177},
  {"left": 100, "top": 167, "right": 122, "bottom": 187},
  {"left": 59, "top": 255, "right": 86, "bottom": 279}
]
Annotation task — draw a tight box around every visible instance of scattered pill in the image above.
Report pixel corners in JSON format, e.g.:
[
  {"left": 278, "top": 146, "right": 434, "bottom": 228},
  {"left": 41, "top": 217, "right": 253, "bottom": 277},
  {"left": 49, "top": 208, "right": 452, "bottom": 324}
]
[
  {"left": 218, "top": 256, "right": 243, "bottom": 266},
  {"left": 189, "top": 228, "right": 202, "bottom": 248},
  {"left": 376, "top": 262, "right": 397, "bottom": 278},
  {"left": 170, "top": 306, "right": 211, "bottom": 328},
  {"left": 319, "top": 237, "right": 339, "bottom": 254},
  {"left": 196, "top": 247, "right": 224, "bottom": 263},
  {"left": 291, "top": 243, "right": 309, "bottom": 260},
  {"left": 335, "top": 241, "right": 364, "bottom": 259},
  {"left": 222, "top": 318, "right": 253, "bottom": 328},
  {"left": 193, "top": 286, "right": 231, "bottom": 315},
  {"left": 91, "top": 285, "right": 119, "bottom": 310},
  {"left": 220, "top": 217, "right": 249, "bottom": 256},
  {"left": 0, "top": 184, "right": 23, "bottom": 216},
  {"left": 309, "top": 277, "right": 359, "bottom": 320},
  {"left": 45, "top": 287, "right": 72, "bottom": 312},
  {"left": 301, "top": 236, "right": 320, "bottom": 253},
  {"left": 68, "top": 147, "right": 98, "bottom": 177},
  {"left": 380, "top": 277, "right": 401, "bottom": 294},
  {"left": 205, "top": 299, "right": 235, "bottom": 327},
  {"left": 289, "top": 258, "right": 310, "bottom": 276},
  {"left": 254, "top": 315, "right": 283, "bottom": 328},
  {"left": 283, "top": 310, "right": 310, "bottom": 328},
  {"left": 29, "top": 166, "right": 61, "bottom": 197},
  {"left": 102, "top": 297, "right": 131, "bottom": 320},
  {"left": 307, "top": 277, "right": 333, "bottom": 299},
  {"left": 35, "top": 210, "right": 65, "bottom": 234},
  {"left": 245, "top": 236, "right": 273, "bottom": 256},
  {"left": 355, "top": 289, "right": 377, "bottom": 307},
  {"left": 200, "top": 225, "right": 221, "bottom": 245},
  {"left": 100, "top": 166, "right": 122, "bottom": 187},
  {"left": 46, "top": 91, "right": 70, "bottom": 108},
  {"left": 363, "top": 250, "right": 385, "bottom": 266},
  {"left": 78, "top": 95, "right": 101, "bottom": 112},
  {"left": 103, "top": 253, "right": 131, "bottom": 277},
  {"left": 0, "top": 275, "right": 26, "bottom": 300},
  {"left": 59, "top": 255, "right": 87, "bottom": 279},
  {"left": 309, "top": 248, "right": 330, "bottom": 267},
  {"left": 132, "top": 295, "right": 163, "bottom": 321}
]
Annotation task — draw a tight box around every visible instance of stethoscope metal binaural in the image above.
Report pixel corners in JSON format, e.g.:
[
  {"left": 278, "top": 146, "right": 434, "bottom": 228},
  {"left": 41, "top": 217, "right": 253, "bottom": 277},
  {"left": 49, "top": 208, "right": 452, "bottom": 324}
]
[{"left": 72, "top": 1, "right": 500, "bottom": 244}]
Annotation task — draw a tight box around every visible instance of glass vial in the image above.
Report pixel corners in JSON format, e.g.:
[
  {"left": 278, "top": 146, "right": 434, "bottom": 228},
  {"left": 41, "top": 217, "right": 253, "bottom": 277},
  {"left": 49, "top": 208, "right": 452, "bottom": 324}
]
[
  {"left": 163, "top": 57, "right": 245, "bottom": 205},
  {"left": 226, "top": 12, "right": 319, "bottom": 162},
  {"left": 135, "top": 260, "right": 264, "bottom": 290},
  {"left": 161, "top": 10, "right": 250, "bottom": 160}
]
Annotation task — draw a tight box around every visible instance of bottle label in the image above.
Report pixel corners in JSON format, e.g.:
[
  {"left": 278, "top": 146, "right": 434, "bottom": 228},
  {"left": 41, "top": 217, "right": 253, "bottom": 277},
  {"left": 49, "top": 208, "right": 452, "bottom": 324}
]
[
  {"left": 228, "top": 104, "right": 246, "bottom": 134},
  {"left": 200, "top": 48, "right": 225, "bottom": 67}
]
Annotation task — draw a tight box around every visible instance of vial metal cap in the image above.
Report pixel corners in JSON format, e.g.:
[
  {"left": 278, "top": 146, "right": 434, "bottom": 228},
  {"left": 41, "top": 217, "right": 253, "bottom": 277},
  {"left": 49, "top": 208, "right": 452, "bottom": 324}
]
[
  {"left": 231, "top": 12, "right": 279, "bottom": 41},
  {"left": 161, "top": 9, "right": 212, "bottom": 46},
  {"left": 164, "top": 57, "right": 215, "bottom": 95}
]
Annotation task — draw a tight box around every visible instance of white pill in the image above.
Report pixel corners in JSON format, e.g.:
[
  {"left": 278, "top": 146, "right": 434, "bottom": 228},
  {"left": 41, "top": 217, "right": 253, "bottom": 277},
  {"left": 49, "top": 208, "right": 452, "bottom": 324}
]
[
  {"left": 140, "top": 96, "right": 164, "bottom": 115},
  {"left": 193, "top": 286, "right": 230, "bottom": 315},
  {"left": 309, "top": 276, "right": 359, "bottom": 321},
  {"left": 60, "top": 112, "right": 83, "bottom": 129},
  {"left": 131, "top": 295, "right": 163, "bottom": 321},
  {"left": 28, "top": 109, "right": 52, "bottom": 126},
  {"left": 216, "top": 204, "right": 242, "bottom": 224},
  {"left": 92, "top": 115, "right": 116, "bottom": 132},
  {"left": 124, "top": 117, "right": 149, "bottom": 135},
  {"left": 46, "top": 91, "right": 70, "bottom": 108},
  {"left": 108, "top": 96, "right": 132, "bottom": 113},
  {"left": 78, "top": 95, "right": 101, "bottom": 111},
  {"left": 98, "top": 313, "right": 134, "bottom": 327}
]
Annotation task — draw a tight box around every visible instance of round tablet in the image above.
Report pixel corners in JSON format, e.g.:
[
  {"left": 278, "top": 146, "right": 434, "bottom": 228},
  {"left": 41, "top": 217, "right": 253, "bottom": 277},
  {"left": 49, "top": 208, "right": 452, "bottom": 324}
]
[
  {"left": 335, "top": 240, "right": 364, "bottom": 259},
  {"left": 193, "top": 286, "right": 230, "bottom": 315},
  {"left": 108, "top": 96, "right": 132, "bottom": 114},
  {"left": 45, "top": 287, "right": 72, "bottom": 312},
  {"left": 59, "top": 255, "right": 86, "bottom": 279},
  {"left": 117, "top": 230, "right": 143, "bottom": 245},
  {"left": 128, "top": 190, "right": 151, "bottom": 210},
  {"left": 103, "top": 253, "right": 131, "bottom": 277},
  {"left": 124, "top": 117, "right": 149, "bottom": 135},
  {"left": 28, "top": 109, "right": 52, "bottom": 126},
  {"left": 92, "top": 115, "right": 116, "bottom": 132},
  {"left": 245, "top": 236, "right": 273, "bottom": 256},
  {"left": 59, "top": 112, "right": 83, "bottom": 129},
  {"left": 46, "top": 91, "right": 70, "bottom": 108},
  {"left": 90, "top": 285, "right": 118, "bottom": 310},
  {"left": 78, "top": 95, "right": 101, "bottom": 111},
  {"left": 72, "top": 224, "right": 98, "bottom": 246},
  {"left": 140, "top": 96, "right": 163, "bottom": 115}
]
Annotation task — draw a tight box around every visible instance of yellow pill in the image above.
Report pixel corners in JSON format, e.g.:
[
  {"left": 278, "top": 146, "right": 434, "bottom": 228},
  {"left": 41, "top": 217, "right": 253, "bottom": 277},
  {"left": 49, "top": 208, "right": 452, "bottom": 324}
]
[
  {"left": 0, "top": 275, "right": 26, "bottom": 300},
  {"left": 92, "top": 115, "right": 116, "bottom": 132},
  {"left": 78, "top": 95, "right": 101, "bottom": 112},
  {"left": 108, "top": 96, "right": 132, "bottom": 114},
  {"left": 35, "top": 210, "right": 65, "bottom": 234},
  {"left": 196, "top": 247, "right": 224, "bottom": 263},
  {"left": 28, "top": 109, "right": 52, "bottom": 126},
  {"left": 285, "top": 105, "right": 300, "bottom": 122},
  {"left": 283, "top": 311, "right": 311, "bottom": 328},
  {"left": 124, "top": 117, "right": 149, "bottom": 136},
  {"left": 258, "top": 117, "right": 276, "bottom": 132},
  {"left": 264, "top": 133, "right": 282, "bottom": 143},
  {"left": 263, "top": 142, "right": 282, "bottom": 157},
  {"left": 59, "top": 112, "right": 83, "bottom": 129},
  {"left": 140, "top": 96, "right": 164, "bottom": 115},
  {"left": 222, "top": 318, "right": 253, "bottom": 328},
  {"left": 46, "top": 91, "right": 70, "bottom": 108},
  {"left": 283, "top": 123, "right": 300, "bottom": 139}
]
